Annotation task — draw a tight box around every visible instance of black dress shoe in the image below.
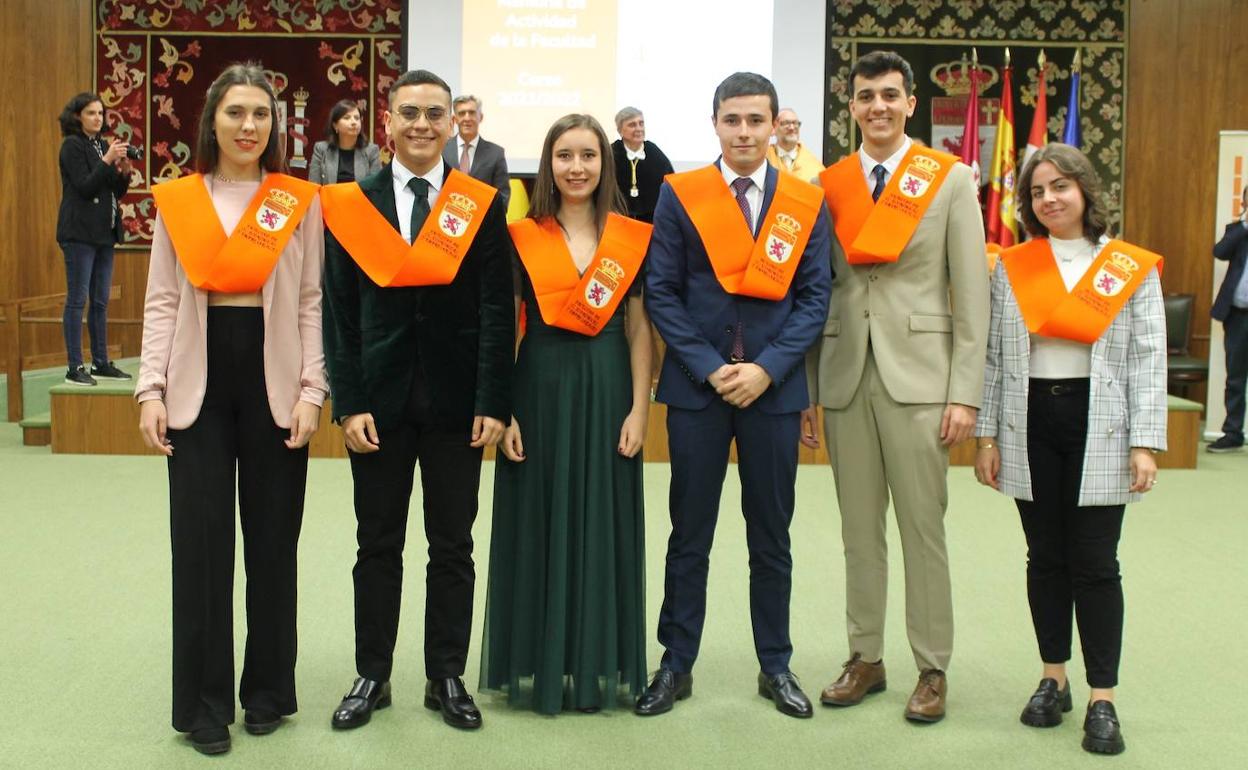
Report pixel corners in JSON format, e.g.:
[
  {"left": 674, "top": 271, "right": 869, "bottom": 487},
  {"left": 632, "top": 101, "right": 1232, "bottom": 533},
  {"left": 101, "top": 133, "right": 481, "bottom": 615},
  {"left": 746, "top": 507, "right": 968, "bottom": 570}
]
[
  {"left": 758, "top": 671, "right": 814, "bottom": 719},
  {"left": 243, "top": 709, "right": 282, "bottom": 735},
  {"left": 1020, "top": 678, "right": 1072, "bottom": 728},
  {"left": 332, "top": 677, "right": 391, "bottom": 730},
  {"left": 188, "top": 726, "right": 230, "bottom": 755},
  {"left": 634, "top": 669, "right": 692, "bottom": 716},
  {"left": 424, "top": 677, "right": 482, "bottom": 730},
  {"left": 1082, "top": 700, "right": 1126, "bottom": 755}
]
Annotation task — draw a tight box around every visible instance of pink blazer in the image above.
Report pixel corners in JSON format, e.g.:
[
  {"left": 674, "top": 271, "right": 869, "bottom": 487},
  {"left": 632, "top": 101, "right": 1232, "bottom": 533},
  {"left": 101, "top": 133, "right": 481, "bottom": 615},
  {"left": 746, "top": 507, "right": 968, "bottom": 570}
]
[{"left": 135, "top": 177, "right": 328, "bottom": 430}]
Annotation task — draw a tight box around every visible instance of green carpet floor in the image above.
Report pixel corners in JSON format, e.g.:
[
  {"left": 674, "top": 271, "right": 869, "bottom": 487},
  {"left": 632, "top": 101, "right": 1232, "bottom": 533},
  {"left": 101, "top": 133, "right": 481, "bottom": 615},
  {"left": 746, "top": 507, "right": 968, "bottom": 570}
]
[{"left": 0, "top": 419, "right": 1245, "bottom": 768}]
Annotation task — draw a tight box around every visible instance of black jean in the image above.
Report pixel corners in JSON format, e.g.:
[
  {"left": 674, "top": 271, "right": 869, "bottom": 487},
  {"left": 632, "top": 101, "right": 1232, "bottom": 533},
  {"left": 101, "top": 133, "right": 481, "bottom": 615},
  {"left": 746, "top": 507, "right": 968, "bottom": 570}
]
[
  {"left": 1015, "top": 378, "right": 1125, "bottom": 689},
  {"left": 60, "top": 240, "right": 114, "bottom": 368},
  {"left": 166, "top": 308, "right": 309, "bottom": 732}
]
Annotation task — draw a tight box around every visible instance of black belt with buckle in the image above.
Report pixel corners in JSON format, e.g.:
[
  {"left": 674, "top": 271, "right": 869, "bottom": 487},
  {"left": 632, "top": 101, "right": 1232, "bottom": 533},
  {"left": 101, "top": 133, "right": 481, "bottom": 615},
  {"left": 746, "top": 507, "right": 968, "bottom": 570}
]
[{"left": 1031, "top": 378, "right": 1090, "bottom": 397}]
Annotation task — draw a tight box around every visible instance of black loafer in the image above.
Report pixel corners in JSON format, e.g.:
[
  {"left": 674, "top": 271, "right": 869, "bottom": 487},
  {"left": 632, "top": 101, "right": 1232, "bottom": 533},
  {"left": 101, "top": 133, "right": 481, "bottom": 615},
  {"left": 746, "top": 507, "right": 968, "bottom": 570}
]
[
  {"left": 332, "top": 677, "right": 391, "bottom": 730},
  {"left": 634, "top": 669, "right": 692, "bottom": 716},
  {"left": 424, "top": 677, "right": 482, "bottom": 730},
  {"left": 243, "top": 709, "right": 282, "bottom": 735},
  {"left": 189, "top": 726, "right": 230, "bottom": 755},
  {"left": 1020, "top": 677, "right": 1072, "bottom": 727},
  {"left": 1082, "top": 700, "right": 1126, "bottom": 754},
  {"left": 758, "top": 671, "right": 814, "bottom": 719}
]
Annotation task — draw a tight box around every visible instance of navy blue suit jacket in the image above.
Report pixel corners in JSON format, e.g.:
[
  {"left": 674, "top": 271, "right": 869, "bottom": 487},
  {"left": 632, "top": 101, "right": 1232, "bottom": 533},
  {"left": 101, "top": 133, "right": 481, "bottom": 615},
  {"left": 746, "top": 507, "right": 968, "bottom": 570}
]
[
  {"left": 644, "top": 162, "right": 833, "bottom": 414},
  {"left": 1213, "top": 221, "right": 1248, "bottom": 322}
]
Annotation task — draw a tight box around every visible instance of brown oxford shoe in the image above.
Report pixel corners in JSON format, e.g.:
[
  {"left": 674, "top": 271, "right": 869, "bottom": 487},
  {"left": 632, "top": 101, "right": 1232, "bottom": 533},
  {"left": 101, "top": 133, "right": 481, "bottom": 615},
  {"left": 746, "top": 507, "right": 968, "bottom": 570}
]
[
  {"left": 904, "top": 669, "right": 947, "bottom": 723},
  {"left": 820, "top": 653, "right": 886, "bottom": 706}
]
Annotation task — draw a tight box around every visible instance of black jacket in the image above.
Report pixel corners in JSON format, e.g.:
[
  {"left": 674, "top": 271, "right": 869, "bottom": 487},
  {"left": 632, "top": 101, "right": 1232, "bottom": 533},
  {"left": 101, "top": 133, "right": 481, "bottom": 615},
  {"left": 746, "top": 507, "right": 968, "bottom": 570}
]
[
  {"left": 56, "top": 133, "right": 129, "bottom": 246},
  {"left": 1213, "top": 221, "right": 1248, "bottom": 322},
  {"left": 322, "top": 163, "right": 515, "bottom": 431}
]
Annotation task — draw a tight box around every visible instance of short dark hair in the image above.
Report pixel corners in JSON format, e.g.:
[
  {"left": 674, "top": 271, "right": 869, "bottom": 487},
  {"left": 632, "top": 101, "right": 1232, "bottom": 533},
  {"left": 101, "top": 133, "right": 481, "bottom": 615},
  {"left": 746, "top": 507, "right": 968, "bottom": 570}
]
[
  {"left": 850, "top": 50, "right": 916, "bottom": 96},
  {"left": 1016, "top": 142, "right": 1109, "bottom": 242},
  {"left": 388, "top": 69, "right": 452, "bottom": 104},
  {"left": 325, "top": 99, "right": 369, "bottom": 148},
  {"left": 59, "top": 92, "right": 101, "bottom": 137},
  {"left": 712, "top": 72, "right": 778, "bottom": 121},
  {"left": 528, "top": 114, "right": 625, "bottom": 233},
  {"left": 193, "top": 62, "right": 286, "bottom": 175}
]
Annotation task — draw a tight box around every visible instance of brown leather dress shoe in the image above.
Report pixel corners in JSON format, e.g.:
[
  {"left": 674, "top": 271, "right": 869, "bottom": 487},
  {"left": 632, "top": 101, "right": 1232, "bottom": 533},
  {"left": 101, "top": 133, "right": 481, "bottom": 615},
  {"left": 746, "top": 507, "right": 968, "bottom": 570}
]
[
  {"left": 904, "top": 669, "right": 947, "bottom": 723},
  {"left": 820, "top": 653, "right": 886, "bottom": 706}
]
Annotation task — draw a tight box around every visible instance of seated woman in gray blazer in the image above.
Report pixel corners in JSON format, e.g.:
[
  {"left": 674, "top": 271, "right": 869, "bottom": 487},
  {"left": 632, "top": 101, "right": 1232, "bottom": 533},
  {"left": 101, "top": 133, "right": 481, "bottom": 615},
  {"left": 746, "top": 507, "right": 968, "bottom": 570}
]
[
  {"left": 308, "top": 99, "right": 382, "bottom": 184},
  {"left": 973, "top": 143, "right": 1166, "bottom": 757}
]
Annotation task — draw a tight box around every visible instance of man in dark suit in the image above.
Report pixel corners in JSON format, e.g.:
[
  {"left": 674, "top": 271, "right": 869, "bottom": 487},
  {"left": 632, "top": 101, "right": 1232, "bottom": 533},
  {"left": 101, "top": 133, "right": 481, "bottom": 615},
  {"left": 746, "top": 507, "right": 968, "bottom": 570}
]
[
  {"left": 638, "top": 72, "right": 832, "bottom": 719},
  {"left": 442, "top": 94, "right": 510, "bottom": 208},
  {"left": 322, "top": 69, "right": 514, "bottom": 731},
  {"left": 611, "top": 106, "right": 674, "bottom": 223},
  {"left": 1210, "top": 184, "right": 1248, "bottom": 452}
]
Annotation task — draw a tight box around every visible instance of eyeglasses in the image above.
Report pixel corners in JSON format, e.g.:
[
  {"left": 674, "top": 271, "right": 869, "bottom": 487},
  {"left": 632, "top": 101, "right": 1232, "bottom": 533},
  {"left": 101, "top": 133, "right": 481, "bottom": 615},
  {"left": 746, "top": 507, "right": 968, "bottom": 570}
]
[
  {"left": 778, "top": 120, "right": 801, "bottom": 128},
  {"left": 391, "top": 105, "right": 448, "bottom": 124}
]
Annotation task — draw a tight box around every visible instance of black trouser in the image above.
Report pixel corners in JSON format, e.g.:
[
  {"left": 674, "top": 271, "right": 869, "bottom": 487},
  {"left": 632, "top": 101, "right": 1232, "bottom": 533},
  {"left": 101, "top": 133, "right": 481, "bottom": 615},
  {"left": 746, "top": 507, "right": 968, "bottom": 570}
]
[
  {"left": 167, "top": 308, "right": 308, "bottom": 732},
  {"left": 1015, "top": 378, "right": 1125, "bottom": 689},
  {"left": 1221, "top": 307, "right": 1248, "bottom": 443},
  {"left": 348, "top": 413, "right": 483, "bottom": 682}
]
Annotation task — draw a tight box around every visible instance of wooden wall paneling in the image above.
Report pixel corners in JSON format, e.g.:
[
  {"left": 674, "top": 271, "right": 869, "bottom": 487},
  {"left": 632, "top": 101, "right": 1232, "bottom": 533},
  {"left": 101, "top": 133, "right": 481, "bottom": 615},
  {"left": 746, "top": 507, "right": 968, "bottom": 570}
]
[{"left": 1125, "top": 0, "right": 1248, "bottom": 410}]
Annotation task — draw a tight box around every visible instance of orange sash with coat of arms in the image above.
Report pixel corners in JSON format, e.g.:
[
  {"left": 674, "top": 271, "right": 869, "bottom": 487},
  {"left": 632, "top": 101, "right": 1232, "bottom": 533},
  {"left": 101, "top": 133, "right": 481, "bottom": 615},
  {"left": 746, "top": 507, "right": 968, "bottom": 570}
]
[
  {"left": 666, "top": 165, "right": 823, "bottom": 300},
  {"left": 819, "top": 144, "right": 958, "bottom": 264},
  {"left": 1002, "top": 238, "right": 1164, "bottom": 344},
  {"left": 152, "top": 173, "right": 319, "bottom": 292},
  {"left": 319, "top": 168, "right": 497, "bottom": 287},
  {"left": 509, "top": 213, "right": 652, "bottom": 336}
]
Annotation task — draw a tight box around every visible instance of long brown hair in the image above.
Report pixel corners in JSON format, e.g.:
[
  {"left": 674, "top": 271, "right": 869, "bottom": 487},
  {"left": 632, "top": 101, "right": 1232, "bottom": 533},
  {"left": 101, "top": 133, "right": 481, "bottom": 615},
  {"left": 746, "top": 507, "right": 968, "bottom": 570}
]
[
  {"left": 1016, "top": 142, "right": 1109, "bottom": 242},
  {"left": 193, "top": 62, "right": 286, "bottom": 175},
  {"left": 528, "top": 114, "right": 626, "bottom": 233}
]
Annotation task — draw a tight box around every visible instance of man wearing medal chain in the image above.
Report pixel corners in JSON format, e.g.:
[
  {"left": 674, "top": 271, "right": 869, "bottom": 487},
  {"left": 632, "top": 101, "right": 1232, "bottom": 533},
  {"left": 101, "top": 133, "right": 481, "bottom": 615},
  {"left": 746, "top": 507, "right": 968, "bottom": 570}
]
[
  {"left": 805, "top": 50, "right": 989, "bottom": 723},
  {"left": 611, "top": 106, "right": 674, "bottom": 223}
]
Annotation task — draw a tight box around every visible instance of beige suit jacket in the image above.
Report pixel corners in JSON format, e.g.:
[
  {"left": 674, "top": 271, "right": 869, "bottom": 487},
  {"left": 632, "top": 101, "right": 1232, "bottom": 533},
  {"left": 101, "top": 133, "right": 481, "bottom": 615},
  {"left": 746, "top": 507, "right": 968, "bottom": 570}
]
[{"left": 809, "top": 158, "right": 989, "bottom": 409}]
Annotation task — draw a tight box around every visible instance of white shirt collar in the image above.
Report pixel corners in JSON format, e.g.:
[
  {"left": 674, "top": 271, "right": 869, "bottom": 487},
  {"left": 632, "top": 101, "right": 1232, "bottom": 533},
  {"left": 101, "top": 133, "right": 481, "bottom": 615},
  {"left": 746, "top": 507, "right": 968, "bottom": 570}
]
[
  {"left": 858, "top": 136, "right": 912, "bottom": 185},
  {"left": 625, "top": 143, "right": 646, "bottom": 161},
  {"left": 457, "top": 135, "right": 477, "bottom": 152},
  {"left": 719, "top": 158, "right": 768, "bottom": 193},
  {"left": 777, "top": 142, "right": 799, "bottom": 161},
  {"left": 392, "top": 155, "right": 444, "bottom": 194}
]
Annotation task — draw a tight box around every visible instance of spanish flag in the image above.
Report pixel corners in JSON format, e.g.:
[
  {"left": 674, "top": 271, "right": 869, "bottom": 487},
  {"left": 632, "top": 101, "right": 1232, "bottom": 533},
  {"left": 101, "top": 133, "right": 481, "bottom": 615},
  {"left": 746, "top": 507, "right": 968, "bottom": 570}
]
[
  {"left": 1022, "top": 50, "right": 1048, "bottom": 171},
  {"left": 986, "top": 48, "right": 1018, "bottom": 248}
]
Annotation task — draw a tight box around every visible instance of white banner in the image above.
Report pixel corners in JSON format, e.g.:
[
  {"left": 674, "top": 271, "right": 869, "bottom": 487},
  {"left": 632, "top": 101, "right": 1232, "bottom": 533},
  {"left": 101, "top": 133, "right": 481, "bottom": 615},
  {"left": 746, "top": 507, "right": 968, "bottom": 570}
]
[{"left": 1208, "top": 131, "right": 1248, "bottom": 438}]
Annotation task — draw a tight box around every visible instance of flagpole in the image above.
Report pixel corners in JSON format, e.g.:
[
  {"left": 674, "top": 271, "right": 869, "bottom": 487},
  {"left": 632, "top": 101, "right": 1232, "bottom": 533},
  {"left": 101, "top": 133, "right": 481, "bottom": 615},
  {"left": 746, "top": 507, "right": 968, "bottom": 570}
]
[{"left": 1062, "top": 48, "right": 1082, "bottom": 148}]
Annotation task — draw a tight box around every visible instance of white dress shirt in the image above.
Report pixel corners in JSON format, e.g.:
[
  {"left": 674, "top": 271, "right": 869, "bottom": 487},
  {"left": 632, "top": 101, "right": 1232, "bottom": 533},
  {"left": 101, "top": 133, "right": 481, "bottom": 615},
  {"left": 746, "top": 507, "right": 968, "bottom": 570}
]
[
  {"left": 1028, "top": 235, "right": 1108, "bottom": 379},
  {"left": 719, "top": 159, "right": 767, "bottom": 233},
  {"left": 391, "top": 156, "right": 444, "bottom": 243},
  {"left": 625, "top": 143, "right": 646, "bottom": 161},
  {"left": 858, "top": 136, "right": 912, "bottom": 188},
  {"left": 1235, "top": 221, "right": 1248, "bottom": 307}
]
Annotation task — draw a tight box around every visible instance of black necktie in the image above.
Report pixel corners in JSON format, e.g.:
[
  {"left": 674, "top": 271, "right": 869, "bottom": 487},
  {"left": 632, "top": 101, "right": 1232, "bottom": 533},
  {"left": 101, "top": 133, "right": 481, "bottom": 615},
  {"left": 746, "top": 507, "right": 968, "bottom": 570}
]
[
  {"left": 406, "top": 176, "right": 430, "bottom": 243},
  {"left": 871, "top": 164, "right": 887, "bottom": 203}
]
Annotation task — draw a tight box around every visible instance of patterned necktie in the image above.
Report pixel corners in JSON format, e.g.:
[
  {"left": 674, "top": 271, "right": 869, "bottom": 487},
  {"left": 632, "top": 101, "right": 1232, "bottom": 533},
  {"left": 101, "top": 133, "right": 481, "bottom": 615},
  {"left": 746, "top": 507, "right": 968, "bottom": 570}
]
[
  {"left": 871, "top": 164, "right": 887, "bottom": 203},
  {"left": 731, "top": 177, "right": 753, "bottom": 228},
  {"left": 406, "top": 176, "right": 430, "bottom": 243},
  {"left": 459, "top": 141, "right": 471, "bottom": 174},
  {"left": 729, "top": 176, "right": 753, "bottom": 363}
]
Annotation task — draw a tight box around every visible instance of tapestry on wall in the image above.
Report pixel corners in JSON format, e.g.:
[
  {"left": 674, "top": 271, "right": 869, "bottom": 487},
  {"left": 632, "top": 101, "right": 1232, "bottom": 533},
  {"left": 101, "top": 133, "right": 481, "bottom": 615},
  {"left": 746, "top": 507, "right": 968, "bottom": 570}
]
[
  {"left": 94, "top": 0, "right": 403, "bottom": 248},
  {"left": 827, "top": 0, "right": 1126, "bottom": 232}
]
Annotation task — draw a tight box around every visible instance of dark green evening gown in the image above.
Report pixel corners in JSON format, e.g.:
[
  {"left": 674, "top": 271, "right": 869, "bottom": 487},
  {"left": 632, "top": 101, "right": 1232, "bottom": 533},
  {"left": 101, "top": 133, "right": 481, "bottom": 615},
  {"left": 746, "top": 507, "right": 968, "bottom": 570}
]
[{"left": 480, "top": 265, "right": 646, "bottom": 714}]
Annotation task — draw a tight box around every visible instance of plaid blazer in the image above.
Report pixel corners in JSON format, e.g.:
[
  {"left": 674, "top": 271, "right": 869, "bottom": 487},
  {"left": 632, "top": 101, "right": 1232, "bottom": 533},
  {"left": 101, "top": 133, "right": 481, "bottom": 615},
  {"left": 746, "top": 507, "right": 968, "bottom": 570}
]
[{"left": 975, "top": 256, "right": 1168, "bottom": 506}]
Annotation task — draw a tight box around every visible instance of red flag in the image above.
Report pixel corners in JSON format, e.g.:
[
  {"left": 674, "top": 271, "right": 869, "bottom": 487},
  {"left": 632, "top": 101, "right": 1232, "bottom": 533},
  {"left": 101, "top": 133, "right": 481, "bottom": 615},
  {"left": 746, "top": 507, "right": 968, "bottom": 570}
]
[
  {"left": 1023, "top": 50, "right": 1048, "bottom": 170},
  {"left": 958, "top": 50, "right": 982, "bottom": 196},
  {"left": 986, "top": 50, "right": 1018, "bottom": 248}
]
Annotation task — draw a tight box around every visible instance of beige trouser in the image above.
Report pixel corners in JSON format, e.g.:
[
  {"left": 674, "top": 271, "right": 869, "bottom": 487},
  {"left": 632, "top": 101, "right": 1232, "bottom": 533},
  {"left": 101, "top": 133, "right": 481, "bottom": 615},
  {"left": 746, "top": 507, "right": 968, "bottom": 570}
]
[{"left": 822, "top": 352, "right": 953, "bottom": 672}]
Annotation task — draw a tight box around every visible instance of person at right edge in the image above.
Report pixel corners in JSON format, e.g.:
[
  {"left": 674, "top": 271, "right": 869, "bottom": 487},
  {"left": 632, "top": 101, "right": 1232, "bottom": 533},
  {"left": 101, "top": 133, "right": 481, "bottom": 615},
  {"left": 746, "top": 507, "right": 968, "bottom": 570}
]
[
  {"left": 1209, "top": 184, "right": 1248, "bottom": 453},
  {"left": 975, "top": 142, "right": 1166, "bottom": 756},
  {"left": 805, "top": 50, "right": 988, "bottom": 724}
]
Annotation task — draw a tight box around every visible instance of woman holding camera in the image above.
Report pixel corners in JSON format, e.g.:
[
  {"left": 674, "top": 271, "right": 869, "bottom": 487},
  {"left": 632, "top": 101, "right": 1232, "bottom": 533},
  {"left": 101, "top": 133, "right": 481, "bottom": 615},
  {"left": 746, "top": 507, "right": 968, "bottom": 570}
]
[
  {"left": 56, "top": 92, "right": 134, "bottom": 385},
  {"left": 136, "top": 63, "right": 326, "bottom": 755},
  {"left": 974, "top": 143, "right": 1166, "bottom": 756}
]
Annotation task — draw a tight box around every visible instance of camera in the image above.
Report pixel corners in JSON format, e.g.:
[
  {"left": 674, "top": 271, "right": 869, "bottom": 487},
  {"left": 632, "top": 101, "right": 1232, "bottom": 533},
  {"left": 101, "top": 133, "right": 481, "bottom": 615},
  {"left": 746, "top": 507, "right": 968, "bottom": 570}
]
[{"left": 125, "top": 145, "right": 143, "bottom": 161}]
